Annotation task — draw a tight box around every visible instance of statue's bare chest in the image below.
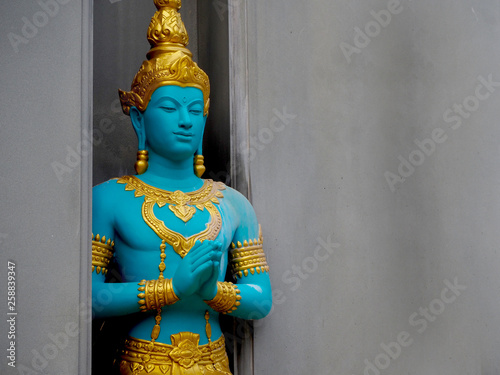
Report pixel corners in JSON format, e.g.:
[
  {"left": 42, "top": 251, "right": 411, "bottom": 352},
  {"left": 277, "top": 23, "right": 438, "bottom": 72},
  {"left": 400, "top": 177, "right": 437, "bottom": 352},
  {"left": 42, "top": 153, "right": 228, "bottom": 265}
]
[{"left": 113, "top": 176, "right": 232, "bottom": 259}]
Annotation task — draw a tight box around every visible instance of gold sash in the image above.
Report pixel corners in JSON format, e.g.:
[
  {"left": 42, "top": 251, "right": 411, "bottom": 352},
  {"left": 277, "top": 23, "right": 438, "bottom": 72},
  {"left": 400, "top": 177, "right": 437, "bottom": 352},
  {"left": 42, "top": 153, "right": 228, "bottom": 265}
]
[{"left": 120, "top": 333, "right": 231, "bottom": 375}]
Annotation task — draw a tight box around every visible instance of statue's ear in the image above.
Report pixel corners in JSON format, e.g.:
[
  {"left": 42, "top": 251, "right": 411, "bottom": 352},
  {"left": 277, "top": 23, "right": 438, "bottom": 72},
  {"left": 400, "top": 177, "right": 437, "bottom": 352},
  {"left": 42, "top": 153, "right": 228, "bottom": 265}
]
[
  {"left": 196, "top": 116, "right": 207, "bottom": 156},
  {"left": 130, "top": 107, "right": 146, "bottom": 150}
]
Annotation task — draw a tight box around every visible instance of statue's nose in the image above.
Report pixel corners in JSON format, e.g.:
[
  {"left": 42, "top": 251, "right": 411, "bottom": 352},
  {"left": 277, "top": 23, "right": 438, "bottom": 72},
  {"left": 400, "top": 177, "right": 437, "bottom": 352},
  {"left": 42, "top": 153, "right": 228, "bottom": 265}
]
[{"left": 179, "top": 108, "right": 193, "bottom": 128}]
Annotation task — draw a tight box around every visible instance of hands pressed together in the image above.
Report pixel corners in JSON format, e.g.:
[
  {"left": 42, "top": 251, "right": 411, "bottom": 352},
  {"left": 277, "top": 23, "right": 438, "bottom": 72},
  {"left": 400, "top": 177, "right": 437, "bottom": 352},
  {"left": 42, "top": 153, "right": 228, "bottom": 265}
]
[{"left": 172, "top": 240, "right": 223, "bottom": 301}]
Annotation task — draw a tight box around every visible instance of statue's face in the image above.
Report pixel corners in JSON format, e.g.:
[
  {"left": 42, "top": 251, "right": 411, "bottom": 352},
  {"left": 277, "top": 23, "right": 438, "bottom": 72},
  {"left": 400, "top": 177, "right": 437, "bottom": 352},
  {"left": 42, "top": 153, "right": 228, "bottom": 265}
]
[{"left": 142, "top": 85, "right": 206, "bottom": 161}]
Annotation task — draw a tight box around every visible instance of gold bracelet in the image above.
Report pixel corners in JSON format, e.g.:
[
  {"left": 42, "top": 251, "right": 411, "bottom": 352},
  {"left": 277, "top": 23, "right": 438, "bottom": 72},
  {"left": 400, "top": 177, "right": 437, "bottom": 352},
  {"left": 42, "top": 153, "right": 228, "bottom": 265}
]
[
  {"left": 230, "top": 225, "right": 269, "bottom": 279},
  {"left": 137, "top": 279, "right": 179, "bottom": 312},
  {"left": 91, "top": 233, "right": 115, "bottom": 275},
  {"left": 230, "top": 241, "right": 269, "bottom": 279},
  {"left": 205, "top": 281, "right": 241, "bottom": 314}
]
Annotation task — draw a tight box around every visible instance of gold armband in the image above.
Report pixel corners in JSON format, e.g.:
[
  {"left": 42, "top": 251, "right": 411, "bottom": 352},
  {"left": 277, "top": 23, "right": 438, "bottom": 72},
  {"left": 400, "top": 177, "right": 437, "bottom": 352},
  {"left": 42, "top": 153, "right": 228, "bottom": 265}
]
[
  {"left": 92, "top": 233, "right": 115, "bottom": 275},
  {"left": 205, "top": 281, "right": 241, "bottom": 314},
  {"left": 230, "top": 229, "right": 269, "bottom": 279},
  {"left": 137, "top": 278, "right": 179, "bottom": 312}
]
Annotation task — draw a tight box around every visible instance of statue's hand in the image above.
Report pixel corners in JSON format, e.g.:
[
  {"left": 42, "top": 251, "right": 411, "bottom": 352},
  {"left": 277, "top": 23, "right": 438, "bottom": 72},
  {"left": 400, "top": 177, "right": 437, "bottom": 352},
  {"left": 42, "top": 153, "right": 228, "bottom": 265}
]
[
  {"left": 172, "top": 240, "right": 222, "bottom": 299},
  {"left": 198, "top": 243, "right": 223, "bottom": 301}
]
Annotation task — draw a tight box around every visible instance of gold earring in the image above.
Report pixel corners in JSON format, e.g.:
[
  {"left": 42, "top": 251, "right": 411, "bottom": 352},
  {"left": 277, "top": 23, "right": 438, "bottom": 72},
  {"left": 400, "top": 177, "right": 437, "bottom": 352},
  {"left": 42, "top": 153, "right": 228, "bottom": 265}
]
[
  {"left": 194, "top": 155, "right": 205, "bottom": 177},
  {"left": 135, "top": 150, "right": 149, "bottom": 175}
]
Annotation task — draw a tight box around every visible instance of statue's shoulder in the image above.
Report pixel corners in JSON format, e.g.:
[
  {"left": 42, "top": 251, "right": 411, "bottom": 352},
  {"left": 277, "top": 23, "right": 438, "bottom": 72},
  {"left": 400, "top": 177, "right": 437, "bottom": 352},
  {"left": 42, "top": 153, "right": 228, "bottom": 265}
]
[
  {"left": 92, "top": 177, "right": 130, "bottom": 230},
  {"left": 93, "top": 177, "right": 127, "bottom": 195},
  {"left": 216, "top": 182, "right": 258, "bottom": 229},
  {"left": 92, "top": 176, "right": 136, "bottom": 209},
  {"left": 218, "top": 183, "right": 251, "bottom": 208}
]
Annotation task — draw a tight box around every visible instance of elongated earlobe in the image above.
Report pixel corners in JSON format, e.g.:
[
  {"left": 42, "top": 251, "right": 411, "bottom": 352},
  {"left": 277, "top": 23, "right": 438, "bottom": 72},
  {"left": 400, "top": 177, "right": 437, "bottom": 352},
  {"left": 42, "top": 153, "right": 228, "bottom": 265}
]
[
  {"left": 194, "top": 119, "right": 206, "bottom": 177},
  {"left": 130, "top": 107, "right": 148, "bottom": 174},
  {"left": 130, "top": 107, "right": 146, "bottom": 150}
]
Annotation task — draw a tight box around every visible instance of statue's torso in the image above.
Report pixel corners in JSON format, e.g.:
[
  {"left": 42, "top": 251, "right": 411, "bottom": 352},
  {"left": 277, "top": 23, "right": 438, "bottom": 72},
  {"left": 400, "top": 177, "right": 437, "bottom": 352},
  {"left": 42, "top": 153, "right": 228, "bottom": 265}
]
[{"left": 94, "top": 176, "right": 245, "bottom": 344}]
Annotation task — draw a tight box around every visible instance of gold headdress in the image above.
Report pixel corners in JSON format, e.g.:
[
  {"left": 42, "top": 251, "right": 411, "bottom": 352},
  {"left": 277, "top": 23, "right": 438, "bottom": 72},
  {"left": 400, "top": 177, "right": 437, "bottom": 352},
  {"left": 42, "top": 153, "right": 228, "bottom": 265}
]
[{"left": 119, "top": 0, "right": 210, "bottom": 116}]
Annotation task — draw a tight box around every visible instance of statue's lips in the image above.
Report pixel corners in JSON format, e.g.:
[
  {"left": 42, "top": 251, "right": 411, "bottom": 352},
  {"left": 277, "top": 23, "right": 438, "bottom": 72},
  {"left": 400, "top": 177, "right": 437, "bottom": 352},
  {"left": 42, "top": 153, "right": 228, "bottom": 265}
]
[{"left": 173, "top": 132, "right": 194, "bottom": 138}]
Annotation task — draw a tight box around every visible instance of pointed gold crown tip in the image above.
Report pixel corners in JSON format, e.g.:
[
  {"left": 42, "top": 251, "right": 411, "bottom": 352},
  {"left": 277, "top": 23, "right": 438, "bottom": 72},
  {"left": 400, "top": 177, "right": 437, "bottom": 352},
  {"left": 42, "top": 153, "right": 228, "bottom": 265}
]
[
  {"left": 154, "top": 0, "right": 182, "bottom": 11},
  {"left": 119, "top": 0, "right": 209, "bottom": 116},
  {"left": 148, "top": 0, "right": 188, "bottom": 50}
]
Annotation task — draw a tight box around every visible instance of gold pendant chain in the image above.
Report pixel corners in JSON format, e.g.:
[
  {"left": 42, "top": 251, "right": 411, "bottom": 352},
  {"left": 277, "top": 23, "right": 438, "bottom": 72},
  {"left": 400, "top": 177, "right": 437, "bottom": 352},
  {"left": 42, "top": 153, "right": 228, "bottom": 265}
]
[
  {"left": 158, "top": 240, "right": 167, "bottom": 278},
  {"left": 150, "top": 239, "right": 167, "bottom": 342}
]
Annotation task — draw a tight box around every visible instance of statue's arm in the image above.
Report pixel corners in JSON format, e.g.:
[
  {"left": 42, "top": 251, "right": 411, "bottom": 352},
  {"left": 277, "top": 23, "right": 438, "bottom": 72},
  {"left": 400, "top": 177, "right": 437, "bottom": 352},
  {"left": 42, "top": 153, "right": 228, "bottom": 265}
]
[
  {"left": 206, "top": 189, "right": 272, "bottom": 320},
  {"left": 224, "top": 243, "right": 272, "bottom": 320},
  {"left": 91, "top": 182, "right": 168, "bottom": 319}
]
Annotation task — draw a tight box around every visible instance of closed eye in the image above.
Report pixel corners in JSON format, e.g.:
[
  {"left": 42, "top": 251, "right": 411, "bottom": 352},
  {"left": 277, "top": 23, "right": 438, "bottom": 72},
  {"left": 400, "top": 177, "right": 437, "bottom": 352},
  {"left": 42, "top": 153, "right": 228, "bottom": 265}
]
[{"left": 161, "top": 106, "right": 176, "bottom": 112}]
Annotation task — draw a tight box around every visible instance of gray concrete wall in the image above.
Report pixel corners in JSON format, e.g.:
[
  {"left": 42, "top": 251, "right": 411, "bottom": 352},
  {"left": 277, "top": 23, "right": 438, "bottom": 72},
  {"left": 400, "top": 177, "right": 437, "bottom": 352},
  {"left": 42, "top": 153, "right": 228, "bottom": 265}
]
[
  {"left": 2, "top": 0, "right": 499, "bottom": 374},
  {"left": 245, "top": 1, "right": 500, "bottom": 374},
  {"left": 0, "top": 0, "right": 91, "bottom": 374}
]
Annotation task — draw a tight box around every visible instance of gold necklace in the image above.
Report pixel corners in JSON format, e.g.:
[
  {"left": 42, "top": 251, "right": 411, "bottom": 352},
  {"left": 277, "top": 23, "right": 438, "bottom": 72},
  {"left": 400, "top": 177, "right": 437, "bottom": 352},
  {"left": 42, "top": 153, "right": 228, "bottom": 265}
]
[{"left": 117, "top": 175, "right": 226, "bottom": 257}]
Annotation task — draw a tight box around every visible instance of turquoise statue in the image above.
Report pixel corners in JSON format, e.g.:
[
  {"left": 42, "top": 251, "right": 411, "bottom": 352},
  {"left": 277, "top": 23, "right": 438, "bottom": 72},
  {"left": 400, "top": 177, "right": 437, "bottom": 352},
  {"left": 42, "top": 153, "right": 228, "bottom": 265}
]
[{"left": 91, "top": 1, "right": 272, "bottom": 374}]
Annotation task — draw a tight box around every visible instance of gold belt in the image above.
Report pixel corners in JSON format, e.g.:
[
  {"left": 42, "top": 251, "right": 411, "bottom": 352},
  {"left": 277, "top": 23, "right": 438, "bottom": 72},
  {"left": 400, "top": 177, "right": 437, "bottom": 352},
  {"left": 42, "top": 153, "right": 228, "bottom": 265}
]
[{"left": 119, "top": 332, "right": 232, "bottom": 375}]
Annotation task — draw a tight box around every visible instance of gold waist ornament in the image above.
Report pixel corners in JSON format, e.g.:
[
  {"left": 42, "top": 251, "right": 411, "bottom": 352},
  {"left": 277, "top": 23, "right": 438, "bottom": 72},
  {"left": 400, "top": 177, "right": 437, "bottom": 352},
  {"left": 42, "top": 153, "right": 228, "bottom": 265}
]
[
  {"left": 119, "top": 333, "right": 231, "bottom": 375},
  {"left": 117, "top": 176, "right": 225, "bottom": 258}
]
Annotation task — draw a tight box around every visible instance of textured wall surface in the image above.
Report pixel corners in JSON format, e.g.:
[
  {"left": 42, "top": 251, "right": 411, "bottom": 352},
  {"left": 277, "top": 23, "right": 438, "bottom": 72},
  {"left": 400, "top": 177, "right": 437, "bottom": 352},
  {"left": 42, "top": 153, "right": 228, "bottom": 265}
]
[
  {"left": 247, "top": 1, "right": 500, "bottom": 374},
  {"left": 1, "top": 1, "right": 500, "bottom": 374},
  {"left": 0, "top": 0, "right": 91, "bottom": 374}
]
